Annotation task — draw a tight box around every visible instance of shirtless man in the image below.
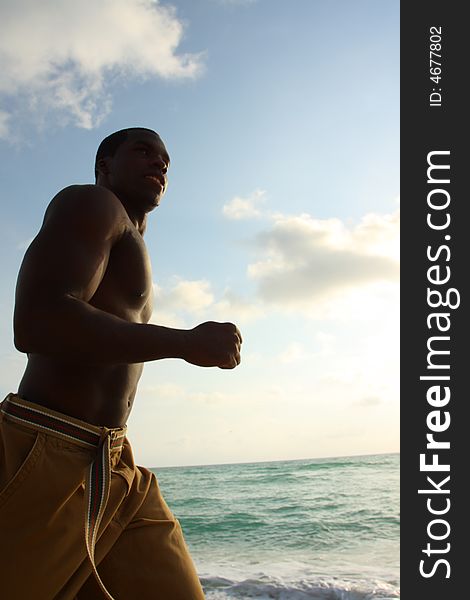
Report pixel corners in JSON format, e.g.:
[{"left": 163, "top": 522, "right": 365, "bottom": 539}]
[{"left": 0, "top": 127, "right": 242, "bottom": 599}]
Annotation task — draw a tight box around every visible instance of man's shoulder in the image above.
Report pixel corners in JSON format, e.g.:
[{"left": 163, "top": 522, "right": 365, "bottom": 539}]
[
  {"left": 43, "top": 185, "right": 128, "bottom": 236},
  {"left": 46, "top": 184, "right": 125, "bottom": 216}
]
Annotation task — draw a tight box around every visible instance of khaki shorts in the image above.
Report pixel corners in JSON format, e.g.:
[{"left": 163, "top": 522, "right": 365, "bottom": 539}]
[{"left": 0, "top": 393, "right": 206, "bottom": 600}]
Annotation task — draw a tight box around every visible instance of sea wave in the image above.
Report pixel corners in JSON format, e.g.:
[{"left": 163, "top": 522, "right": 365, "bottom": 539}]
[
  {"left": 201, "top": 574, "right": 400, "bottom": 600},
  {"left": 157, "top": 454, "right": 399, "bottom": 597}
]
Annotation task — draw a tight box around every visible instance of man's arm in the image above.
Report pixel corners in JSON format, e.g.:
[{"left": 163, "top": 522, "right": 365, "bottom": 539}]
[{"left": 14, "top": 185, "right": 241, "bottom": 368}]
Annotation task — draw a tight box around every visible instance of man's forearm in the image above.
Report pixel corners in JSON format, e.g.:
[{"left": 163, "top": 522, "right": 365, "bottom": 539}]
[{"left": 14, "top": 295, "right": 187, "bottom": 364}]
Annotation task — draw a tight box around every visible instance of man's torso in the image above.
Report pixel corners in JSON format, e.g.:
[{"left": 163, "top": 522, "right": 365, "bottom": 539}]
[{"left": 17, "top": 188, "right": 154, "bottom": 427}]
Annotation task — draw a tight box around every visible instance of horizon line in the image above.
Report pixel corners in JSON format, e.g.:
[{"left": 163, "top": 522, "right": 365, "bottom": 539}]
[{"left": 150, "top": 449, "right": 400, "bottom": 470}]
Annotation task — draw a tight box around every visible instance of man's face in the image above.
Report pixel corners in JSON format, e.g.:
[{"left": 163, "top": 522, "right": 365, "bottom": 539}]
[{"left": 103, "top": 130, "right": 170, "bottom": 210}]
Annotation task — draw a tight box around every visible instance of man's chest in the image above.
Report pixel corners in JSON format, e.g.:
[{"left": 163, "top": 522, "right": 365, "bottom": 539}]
[{"left": 91, "top": 230, "right": 154, "bottom": 322}]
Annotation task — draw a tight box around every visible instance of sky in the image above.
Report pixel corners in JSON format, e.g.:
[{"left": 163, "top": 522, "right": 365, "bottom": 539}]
[{"left": 0, "top": 0, "right": 399, "bottom": 467}]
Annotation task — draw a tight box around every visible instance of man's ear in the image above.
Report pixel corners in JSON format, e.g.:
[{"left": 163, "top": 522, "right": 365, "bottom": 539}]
[{"left": 96, "top": 157, "right": 111, "bottom": 176}]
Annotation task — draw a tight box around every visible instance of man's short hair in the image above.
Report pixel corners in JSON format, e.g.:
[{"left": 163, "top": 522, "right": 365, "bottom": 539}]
[{"left": 94, "top": 127, "right": 159, "bottom": 180}]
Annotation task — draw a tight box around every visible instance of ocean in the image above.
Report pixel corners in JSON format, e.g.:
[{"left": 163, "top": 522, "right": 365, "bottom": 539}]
[{"left": 152, "top": 453, "right": 400, "bottom": 600}]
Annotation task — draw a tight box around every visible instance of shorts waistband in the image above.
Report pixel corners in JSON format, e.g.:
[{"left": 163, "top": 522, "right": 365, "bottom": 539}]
[
  {"left": 1, "top": 393, "right": 124, "bottom": 600},
  {"left": 0, "top": 393, "right": 126, "bottom": 452}
]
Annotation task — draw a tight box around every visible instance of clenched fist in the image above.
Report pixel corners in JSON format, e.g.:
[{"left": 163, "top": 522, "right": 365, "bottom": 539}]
[{"left": 183, "top": 321, "right": 242, "bottom": 369}]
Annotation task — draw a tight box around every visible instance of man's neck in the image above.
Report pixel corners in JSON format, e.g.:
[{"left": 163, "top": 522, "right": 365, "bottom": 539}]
[
  {"left": 95, "top": 180, "right": 149, "bottom": 235},
  {"left": 121, "top": 203, "right": 148, "bottom": 235}
]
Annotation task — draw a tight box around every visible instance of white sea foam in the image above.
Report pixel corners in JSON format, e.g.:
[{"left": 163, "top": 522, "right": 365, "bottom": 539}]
[{"left": 200, "top": 573, "right": 400, "bottom": 599}]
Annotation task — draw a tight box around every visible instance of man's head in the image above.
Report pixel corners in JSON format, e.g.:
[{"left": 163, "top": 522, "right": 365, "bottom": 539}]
[
  {"left": 94, "top": 128, "right": 161, "bottom": 179},
  {"left": 94, "top": 127, "right": 170, "bottom": 212}
]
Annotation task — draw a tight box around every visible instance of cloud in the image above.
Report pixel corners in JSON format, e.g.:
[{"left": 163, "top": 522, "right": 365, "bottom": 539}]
[
  {"left": 151, "top": 203, "right": 399, "bottom": 326},
  {"left": 351, "top": 209, "right": 400, "bottom": 260},
  {"left": 247, "top": 209, "right": 399, "bottom": 309},
  {"left": 222, "top": 189, "right": 267, "bottom": 220},
  {"left": 213, "top": 290, "right": 264, "bottom": 323},
  {"left": 154, "top": 278, "right": 214, "bottom": 314},
  {"left": 222, "top": 189, "right": 399, "bottom": 313},
  {"left": 152, "top": 277, "right": 263, "bottom": 327},
  {"left": 0, "top": 0, "right": 204, "bottom": 137},
  {"left": 0, "top": 110, "right": 10, "bottom": 138}
]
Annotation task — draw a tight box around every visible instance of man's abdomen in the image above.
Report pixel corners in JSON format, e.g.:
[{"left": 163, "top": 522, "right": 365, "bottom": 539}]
[{"left": 17, "top": 355, "right": 143, "bottom": 427}]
